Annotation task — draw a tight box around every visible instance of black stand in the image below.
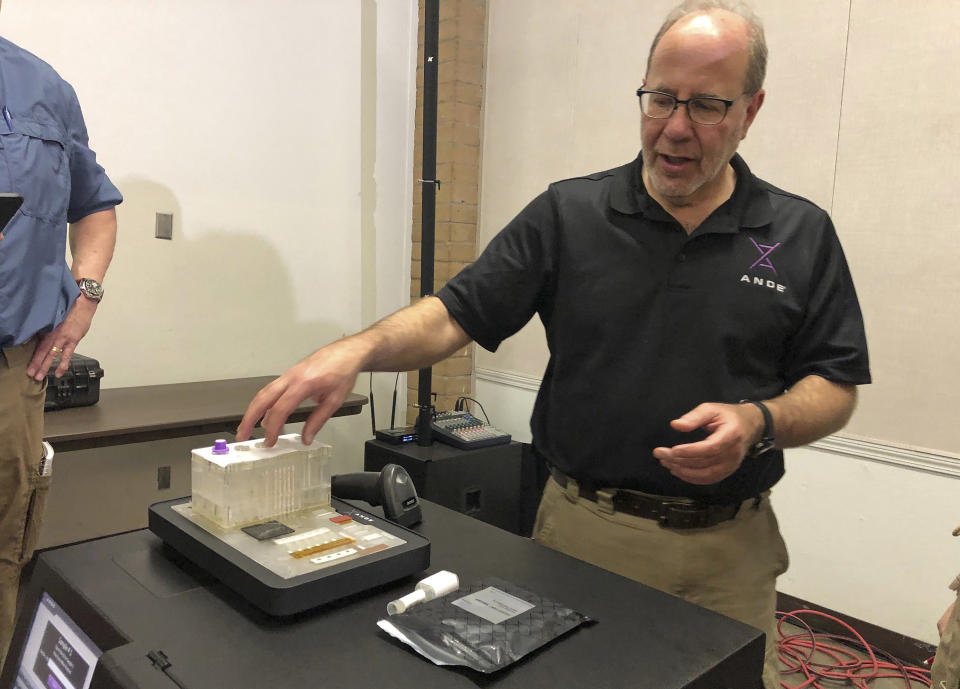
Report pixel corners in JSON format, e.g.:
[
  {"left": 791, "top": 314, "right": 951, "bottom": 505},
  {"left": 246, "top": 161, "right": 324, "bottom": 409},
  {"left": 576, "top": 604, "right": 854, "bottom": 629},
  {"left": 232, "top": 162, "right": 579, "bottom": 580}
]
[{"left": 415, "top": 0, "right": 440, "bottom": 446}]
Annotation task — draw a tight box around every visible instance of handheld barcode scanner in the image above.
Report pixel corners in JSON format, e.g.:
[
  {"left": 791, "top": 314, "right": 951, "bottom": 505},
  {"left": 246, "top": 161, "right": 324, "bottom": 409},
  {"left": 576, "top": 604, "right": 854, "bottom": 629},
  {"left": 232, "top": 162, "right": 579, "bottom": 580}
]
[{"left": 332, "top": 464, "right": 422, "bottom": 528}]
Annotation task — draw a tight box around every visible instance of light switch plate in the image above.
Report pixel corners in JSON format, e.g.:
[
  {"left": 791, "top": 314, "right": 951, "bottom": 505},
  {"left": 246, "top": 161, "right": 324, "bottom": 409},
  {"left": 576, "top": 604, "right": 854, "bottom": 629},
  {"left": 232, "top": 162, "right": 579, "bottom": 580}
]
[{"left": 155, "top": 212, "right": 173, "bottom": 240}]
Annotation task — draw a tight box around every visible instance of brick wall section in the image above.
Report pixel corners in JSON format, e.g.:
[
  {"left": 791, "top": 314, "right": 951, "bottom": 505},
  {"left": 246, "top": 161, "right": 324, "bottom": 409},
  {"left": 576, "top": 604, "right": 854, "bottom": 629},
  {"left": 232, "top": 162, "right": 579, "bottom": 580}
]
[{"left": 408, "top": 0, "right": 487, "bottom": 423}]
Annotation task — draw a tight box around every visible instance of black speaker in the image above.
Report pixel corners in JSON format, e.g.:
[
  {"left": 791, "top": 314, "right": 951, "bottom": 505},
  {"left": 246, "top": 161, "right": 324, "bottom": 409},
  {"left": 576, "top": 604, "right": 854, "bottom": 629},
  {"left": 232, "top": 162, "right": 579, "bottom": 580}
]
[{"left": 364, "top": 440, "right": 524, "bottom": 534}]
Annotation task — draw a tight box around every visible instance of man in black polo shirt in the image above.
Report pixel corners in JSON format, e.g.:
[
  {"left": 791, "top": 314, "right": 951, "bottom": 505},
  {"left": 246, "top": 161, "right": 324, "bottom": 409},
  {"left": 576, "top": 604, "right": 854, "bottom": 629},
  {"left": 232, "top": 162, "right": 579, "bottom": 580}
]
[{"left": 240, "top": 3, "right": 869, "bottom": 687}]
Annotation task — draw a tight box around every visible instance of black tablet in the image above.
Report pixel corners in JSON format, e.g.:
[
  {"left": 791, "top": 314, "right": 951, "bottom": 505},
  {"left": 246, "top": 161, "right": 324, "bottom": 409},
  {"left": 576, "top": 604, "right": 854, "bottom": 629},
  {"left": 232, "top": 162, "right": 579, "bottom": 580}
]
[
  {"left": 6, "top": 591, "right": 103, "bottom": 689},
  {"left": 0, "top": 192, "right": 24, "bottom": 236}
]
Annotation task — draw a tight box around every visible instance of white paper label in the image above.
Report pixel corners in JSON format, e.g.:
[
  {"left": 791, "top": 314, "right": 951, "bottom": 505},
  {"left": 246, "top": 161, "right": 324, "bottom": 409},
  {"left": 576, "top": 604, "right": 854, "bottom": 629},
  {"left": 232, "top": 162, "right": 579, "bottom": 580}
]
[{"left": 451, "top": 586, "right": 535, "bottom": 624}]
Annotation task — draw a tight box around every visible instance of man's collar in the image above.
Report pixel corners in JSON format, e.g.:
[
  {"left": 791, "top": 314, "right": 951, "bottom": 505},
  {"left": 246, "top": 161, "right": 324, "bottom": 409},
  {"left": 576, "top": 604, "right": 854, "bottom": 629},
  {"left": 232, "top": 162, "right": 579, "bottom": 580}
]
[
  {"left": 608, "top": 153, "right": 652, "bottom": 216},
  {"left": 729, "top": 154, "right": 774, "bottom": 229},
  {"left": 609, "top": 153, "right": 774, "bottom": 231}
]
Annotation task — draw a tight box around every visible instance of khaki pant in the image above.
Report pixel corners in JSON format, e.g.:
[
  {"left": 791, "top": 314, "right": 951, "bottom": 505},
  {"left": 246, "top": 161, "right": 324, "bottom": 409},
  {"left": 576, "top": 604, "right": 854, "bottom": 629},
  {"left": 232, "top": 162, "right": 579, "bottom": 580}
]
[
  {"left": 932, "top": 588, "right": 960, "bottom": 688},
  {"left": 533, "top": 476, "right": 788, "bottom": 689},
  {"left": 0, "top": 339, "right": 49, "bottom": 674}
]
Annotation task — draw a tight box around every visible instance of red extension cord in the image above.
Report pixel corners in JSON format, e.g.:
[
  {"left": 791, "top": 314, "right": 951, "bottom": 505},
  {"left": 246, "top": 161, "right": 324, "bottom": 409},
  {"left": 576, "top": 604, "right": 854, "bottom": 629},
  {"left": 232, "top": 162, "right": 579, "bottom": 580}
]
[{"left": 776, "top": 609, "right": 933, "bottom": 688}]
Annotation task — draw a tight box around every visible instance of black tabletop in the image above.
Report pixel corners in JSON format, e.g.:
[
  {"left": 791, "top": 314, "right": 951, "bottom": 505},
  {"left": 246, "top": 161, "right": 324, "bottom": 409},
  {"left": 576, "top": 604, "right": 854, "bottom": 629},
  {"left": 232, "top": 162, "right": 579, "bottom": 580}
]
[{"left": 31, "top": 500, "right": 763, "bottom": 689}]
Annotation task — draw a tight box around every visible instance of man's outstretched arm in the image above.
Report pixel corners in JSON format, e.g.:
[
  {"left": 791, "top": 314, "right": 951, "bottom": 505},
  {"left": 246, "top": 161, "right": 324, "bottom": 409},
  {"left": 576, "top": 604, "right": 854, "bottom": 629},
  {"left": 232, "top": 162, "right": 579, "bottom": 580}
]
[{"left": 236, "top": 296, "right": 472, "bottom": 446}]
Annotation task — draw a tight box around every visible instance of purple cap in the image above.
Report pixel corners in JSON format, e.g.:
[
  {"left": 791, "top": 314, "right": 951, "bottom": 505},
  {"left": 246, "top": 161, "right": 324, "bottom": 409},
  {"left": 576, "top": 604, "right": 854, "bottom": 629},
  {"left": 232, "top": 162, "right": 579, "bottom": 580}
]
[{"left": 212, "top": 439, "right": 229, "bottom": 455}]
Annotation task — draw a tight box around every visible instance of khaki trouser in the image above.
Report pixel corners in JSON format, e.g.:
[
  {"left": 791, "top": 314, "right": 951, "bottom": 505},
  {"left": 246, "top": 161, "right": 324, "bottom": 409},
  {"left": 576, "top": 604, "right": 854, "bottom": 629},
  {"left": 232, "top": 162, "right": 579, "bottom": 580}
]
[
  {"left": 932, "top": 579, "right": 960, "bottom": 688},
  {"left": 0, "top": 339, "right": 49, "bottom": 674},
  {"left": 533, "top": 476, "right": 788, "bottom": 689}
]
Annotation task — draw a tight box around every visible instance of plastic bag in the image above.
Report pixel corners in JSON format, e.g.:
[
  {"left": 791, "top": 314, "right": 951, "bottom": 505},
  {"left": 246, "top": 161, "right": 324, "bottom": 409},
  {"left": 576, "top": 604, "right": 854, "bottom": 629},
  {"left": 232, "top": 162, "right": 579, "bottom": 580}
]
[{"left": 378, "top": 577, "right": 594, "bottom": 673}]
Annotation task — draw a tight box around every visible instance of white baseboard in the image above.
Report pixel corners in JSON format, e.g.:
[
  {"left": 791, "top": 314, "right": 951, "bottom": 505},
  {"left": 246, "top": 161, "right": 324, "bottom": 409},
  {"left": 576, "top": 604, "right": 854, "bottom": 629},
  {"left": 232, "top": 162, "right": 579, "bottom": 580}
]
[
  {"left": 476, "top": 367, "right": 960, "bottom": 479},
  {"left": 476, "top": 367, "right": 542, "bottom": 392},
  {"left": 810, "top": 435, "right": 960, "bottom": 478}
]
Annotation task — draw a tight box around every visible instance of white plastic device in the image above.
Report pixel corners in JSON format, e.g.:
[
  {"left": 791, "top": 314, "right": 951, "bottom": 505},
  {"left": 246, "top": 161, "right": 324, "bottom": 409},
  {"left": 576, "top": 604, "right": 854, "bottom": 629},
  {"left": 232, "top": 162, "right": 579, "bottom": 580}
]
[
  {"left": 39, "top": 441, "right": 54, "bottom": 477},
  {"left": 387, "top": 570, "right": 459, "bottom": 615},
  {"left": 191, "top": 434, "right": 332, "bottom": 528}
]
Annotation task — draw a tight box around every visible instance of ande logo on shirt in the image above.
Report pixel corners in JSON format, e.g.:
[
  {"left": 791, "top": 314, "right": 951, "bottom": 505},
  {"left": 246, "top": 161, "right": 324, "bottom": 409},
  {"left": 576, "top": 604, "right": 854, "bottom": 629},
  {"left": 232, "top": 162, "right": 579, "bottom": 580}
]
[{"left": 740, "top": 236, "right": 786, "bottom": 293}]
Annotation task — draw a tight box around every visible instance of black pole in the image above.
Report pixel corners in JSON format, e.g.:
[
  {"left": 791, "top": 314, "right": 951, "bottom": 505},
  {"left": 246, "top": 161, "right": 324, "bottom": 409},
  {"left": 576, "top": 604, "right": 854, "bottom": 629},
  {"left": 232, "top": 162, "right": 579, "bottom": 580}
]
[{"left": 416, "top": 0, "right": 439, "bottom": 446}]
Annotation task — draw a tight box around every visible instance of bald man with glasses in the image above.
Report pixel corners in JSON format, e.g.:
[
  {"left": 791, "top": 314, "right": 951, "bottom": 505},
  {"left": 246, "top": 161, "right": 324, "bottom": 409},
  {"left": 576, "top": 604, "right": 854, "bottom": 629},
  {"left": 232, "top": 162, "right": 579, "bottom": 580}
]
[{"left": 240, "top": 3, "right": 870, "bottom": 686}]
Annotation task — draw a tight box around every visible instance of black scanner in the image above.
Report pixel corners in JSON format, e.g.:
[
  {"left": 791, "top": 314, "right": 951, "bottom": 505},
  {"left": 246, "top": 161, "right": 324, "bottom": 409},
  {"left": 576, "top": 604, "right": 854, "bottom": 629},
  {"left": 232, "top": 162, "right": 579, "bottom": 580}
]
[{"left": 331, "top": 464, "right": 422, "bottom": 527}]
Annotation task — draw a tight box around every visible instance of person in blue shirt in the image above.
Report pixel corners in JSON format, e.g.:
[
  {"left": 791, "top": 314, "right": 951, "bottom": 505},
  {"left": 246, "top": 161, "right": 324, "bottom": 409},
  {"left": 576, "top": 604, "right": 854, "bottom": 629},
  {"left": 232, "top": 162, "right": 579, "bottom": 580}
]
[{"left": 0, "top": 30, "right": 122, "bottom": 671}]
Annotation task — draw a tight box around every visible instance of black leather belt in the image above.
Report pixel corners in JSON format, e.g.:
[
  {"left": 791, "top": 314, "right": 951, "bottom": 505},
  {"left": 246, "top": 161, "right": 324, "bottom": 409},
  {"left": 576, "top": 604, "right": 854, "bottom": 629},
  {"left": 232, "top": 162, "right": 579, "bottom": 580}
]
[{"left": 549, "top": 466, "right": 742, "bottom": 529}]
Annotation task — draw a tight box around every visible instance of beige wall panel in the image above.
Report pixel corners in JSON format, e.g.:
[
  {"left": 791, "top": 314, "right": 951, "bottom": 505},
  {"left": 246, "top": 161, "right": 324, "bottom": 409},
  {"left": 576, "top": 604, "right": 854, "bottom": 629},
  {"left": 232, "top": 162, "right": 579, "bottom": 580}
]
[
  {"left": 477, "top": 0, "right": 584, "bottom": 376},
  {"left": 480, "top": 0, "right": 582, "bottom": 233},
  {"left": 832, "top": 0, "right": 960, "bottom": 452},
  {"left": 478, "top": 0, "right": 676, "bottom": 377},
  {"left": 564, "top": 0, "right": 673, "bottom": 175},
  {"left": 738, "top": 0, "right": 849, "bottom": 209}
]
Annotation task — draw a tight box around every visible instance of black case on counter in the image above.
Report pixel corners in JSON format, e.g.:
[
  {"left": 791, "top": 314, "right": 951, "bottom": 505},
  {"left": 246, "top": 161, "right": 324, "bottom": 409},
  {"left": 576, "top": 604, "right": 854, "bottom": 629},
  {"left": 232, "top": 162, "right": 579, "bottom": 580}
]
[{"left": 45, "top": 354, "right": 104, "bottom": 410}]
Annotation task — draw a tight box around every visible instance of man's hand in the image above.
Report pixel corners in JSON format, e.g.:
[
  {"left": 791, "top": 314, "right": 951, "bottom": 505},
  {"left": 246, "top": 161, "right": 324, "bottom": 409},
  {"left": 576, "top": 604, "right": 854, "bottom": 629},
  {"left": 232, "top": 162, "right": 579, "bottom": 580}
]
[
  {"left": 652, "top": 402, "right": 764, "bottom": 485},
  {"left": 237, "top": 297, "right": 472, "bottom": 448},
  {"left": 25, "top": 297, "right": 97, "bottom": 381},
  {"left": 236, "top": 341, "right": 364, "bottom": 447},
  {"left": 25, "top": 207, "right": 118, "bottom": 382}
]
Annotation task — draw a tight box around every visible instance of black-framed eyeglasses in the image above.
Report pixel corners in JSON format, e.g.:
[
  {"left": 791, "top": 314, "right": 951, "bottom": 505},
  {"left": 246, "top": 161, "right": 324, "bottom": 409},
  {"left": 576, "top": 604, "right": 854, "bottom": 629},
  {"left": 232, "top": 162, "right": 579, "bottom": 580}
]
[{"left": 636, "top": 88, "right": 738, "bottom": 126}]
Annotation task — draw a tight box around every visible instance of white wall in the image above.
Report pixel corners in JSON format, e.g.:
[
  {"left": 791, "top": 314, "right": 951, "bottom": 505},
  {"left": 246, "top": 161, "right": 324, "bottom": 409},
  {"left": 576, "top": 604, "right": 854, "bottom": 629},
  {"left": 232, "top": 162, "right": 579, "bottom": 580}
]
[
  {"left": 5, "top": 1, "right": 361, "bottom": 382},
  {"left": 2, "top": 0, "right": 418, "bottom": 472},
  {"left": 776, "top": 444, "right": 959, "bottom": 645}
]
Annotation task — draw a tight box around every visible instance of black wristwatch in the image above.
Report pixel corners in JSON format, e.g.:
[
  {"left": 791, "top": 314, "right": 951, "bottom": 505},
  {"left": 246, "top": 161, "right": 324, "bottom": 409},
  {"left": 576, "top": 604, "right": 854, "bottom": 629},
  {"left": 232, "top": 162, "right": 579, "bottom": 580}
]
[
  {"left": 741, "top": 399, "right": 775, "bottom": 458},
  {"left": 77, "top": 277, "right": 104, "bottom": 303}
]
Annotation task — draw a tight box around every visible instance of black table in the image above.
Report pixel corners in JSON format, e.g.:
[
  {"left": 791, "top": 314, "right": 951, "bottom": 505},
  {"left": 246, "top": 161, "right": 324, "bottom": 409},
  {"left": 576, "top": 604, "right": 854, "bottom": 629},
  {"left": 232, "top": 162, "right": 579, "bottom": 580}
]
[
  {"left": 9, "top": 501, "right": 764, "bottom": 689},
  {"left": 43, "top": 376, "right": 367, "bottom": 452}
]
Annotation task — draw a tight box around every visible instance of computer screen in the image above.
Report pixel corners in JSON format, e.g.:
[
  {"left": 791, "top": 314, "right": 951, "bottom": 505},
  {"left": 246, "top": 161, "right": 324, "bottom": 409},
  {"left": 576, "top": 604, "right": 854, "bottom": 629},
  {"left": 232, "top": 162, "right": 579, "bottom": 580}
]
[{"left": 13, "top": 592, "right": 102, "bottom": 689}]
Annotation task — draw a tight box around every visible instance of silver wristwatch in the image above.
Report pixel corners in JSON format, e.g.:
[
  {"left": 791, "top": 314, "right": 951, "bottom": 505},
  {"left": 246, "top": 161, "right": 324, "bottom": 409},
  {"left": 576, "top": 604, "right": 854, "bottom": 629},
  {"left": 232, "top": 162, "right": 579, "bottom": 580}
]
[{"left": 77, "top": 277, "right": 104, "bottom": 303}]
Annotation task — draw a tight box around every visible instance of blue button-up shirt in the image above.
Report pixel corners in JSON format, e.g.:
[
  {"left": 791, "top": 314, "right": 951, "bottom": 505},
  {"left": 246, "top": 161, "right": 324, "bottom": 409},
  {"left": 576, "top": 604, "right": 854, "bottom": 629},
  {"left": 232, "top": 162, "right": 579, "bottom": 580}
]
[{"left": 0, "top": 36, "right": 122, "bottom": 347}]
